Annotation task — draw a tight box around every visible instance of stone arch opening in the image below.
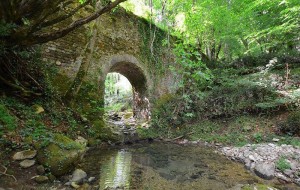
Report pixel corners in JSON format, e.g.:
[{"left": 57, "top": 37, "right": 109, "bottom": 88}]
[
  {"left": 103, "top": 55, "right": 151, "bottom": 121},
  {"left": 109, "top": 61, "right": 147, "bottom": 96},
  {"left": 104, "top": 72, "right": 133, "bottom": 111}
]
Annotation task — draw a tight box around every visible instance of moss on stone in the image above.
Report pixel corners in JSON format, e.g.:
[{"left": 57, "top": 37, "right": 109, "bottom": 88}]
[
  {"left": 90, "top": 119, "right": 118, "bottom": 141},
  {"left": 35, "top": 133, "right": 85, "bottom": 176},
  {"left": 50, "top": 72, "right": 72, "bottom": 95}
]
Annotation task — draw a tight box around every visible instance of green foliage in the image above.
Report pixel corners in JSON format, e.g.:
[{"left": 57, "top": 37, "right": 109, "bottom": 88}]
[
  {"left": 0, "top": 103, "right": 17, "bottom": 132},
  {"left": 188, "top": 120, "right": 249, "bottom": 145},
  {"left": 138, "top": 19, "right": 166, "bottom": 73},
  {"left": 252, "top": 133, "right": 263, "bottom": 143},
  {"left": 151, "top": 94, "right": 181, "bottom": 129},
  {"left": 172, "top": 43, "right": 213, "bottom": 90},
  {"left": 136, "top": 127, "right": 160, "bottom": 139},
  {"left": 0, "top": 21, "right": 15, "bottom": 37},
  {"left": 197, "top": 80, "right": 277, "bottom": 118},
  {"left": 278, "top": 111, "right": 300, "bottom": 136},
  {"left": 276, "top": 156, "right": 291, "bottom": 172},
  {"left": 127, "top": 0, "right": 299, "bottom": 60},
  {"left": 151, "top": 43, "right": 213, "bottom": 128},
  {"left": 278, "top": 136, "right": 300, "bottom": 148}
]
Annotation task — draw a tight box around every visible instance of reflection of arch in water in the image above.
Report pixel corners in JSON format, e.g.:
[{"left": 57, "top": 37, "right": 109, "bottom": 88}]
[
  {"left": 99, "top": 149, "right": 132, "bottom": 189},
  {"left": 101, "top": 54, "right": 151, "bottom": 120}
]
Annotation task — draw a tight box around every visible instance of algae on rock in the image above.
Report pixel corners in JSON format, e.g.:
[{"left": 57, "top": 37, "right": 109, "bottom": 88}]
[{"left": 35, "top": 133, "right": 86, "bottom": 176}]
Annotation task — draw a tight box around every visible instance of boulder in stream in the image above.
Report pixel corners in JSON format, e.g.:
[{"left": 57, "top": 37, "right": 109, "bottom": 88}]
[
  {"left": 254, "top": 162, "right": 275, "bottom": 180},
  {"left": 35, "top": 133, "right": 86, "bottom": 176}
]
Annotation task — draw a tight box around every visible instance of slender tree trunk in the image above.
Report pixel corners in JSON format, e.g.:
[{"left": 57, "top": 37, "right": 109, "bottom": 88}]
[
  {"left": 215, "top": 43, "right": 222, "bottom": 60},
  {"left": 240, "top": 37, "right": 249, "bottom": 52},
  {"left": 64, "top": 21, "right": 98, "bottom": 104}
]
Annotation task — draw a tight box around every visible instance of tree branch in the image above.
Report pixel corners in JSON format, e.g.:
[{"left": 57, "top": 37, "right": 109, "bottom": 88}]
[
  {"left": 29, "top": 1, "right": 74, "bottom": 34},
  {"left": 15, "top": 0, "right": 127, "bottom": 46},
  {"left": 36, "top": 0, "right": 92, "bottom": 31}
]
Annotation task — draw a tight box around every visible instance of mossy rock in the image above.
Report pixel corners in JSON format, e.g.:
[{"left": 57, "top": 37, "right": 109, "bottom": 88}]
[
  {"left": 123, "top": 112, "right": 133, "bottom": 119},
  {"left": 35, "top": 133, "right": 85, "bottom": 176},
  {"left": 50, "top": 72, "right": 72, "bottom": 96},
  {"left": 91, "top": 119, "right": 119, "bottom": 142}
]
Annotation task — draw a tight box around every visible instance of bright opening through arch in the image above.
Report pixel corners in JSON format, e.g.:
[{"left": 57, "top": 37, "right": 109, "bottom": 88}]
[{"left": 105, "top": 72, "right": 133, "bottom": 114}]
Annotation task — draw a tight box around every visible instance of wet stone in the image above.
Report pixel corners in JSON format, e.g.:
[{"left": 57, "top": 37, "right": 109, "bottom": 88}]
[{"left": 20, "top": 159, "right": 35, "bottom": 168}]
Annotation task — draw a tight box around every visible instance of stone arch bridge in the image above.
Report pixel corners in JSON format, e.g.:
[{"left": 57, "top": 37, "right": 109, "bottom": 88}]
[{"left": 43, "top": 9, "right": 178, "bottom": 124}]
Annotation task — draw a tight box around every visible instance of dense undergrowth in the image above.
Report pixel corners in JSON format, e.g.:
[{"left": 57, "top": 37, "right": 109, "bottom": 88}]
[
  {"left": 139, "top": 52, "right": 300, "bottom": 146},
  {"left": 0, "top": 97, "right": 88, "bottom": 152},
  {"left": 0, "top": 49, "right": 108, "bottom": 159}
]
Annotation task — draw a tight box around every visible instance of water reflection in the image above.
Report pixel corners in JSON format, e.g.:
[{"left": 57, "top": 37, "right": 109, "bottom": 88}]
[
  {"left": 79, "top": 143, "right": 299, "bottom": 190},
  {"left": 99, "top": 149, "right": 132, "bottom": 190}
]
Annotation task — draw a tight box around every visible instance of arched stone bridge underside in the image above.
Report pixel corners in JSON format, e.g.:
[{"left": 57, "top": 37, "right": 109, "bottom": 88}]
[
  {"left": 43, "top": 8, "right": 178, "bottom": 123},
  {"left": 101, "top": 54, "right": 150, "bottom": 120}
]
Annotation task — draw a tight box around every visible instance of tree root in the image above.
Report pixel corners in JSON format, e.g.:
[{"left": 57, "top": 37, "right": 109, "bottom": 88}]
[
  {"left": 0, "top": 165, "right": 17, "bottom": 182},
  {"left": 0, "top": 75, "right": 42, "bottom": 97}
]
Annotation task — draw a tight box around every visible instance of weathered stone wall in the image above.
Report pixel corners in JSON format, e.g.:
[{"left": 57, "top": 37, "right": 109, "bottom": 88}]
[{"left": 42, "top": 8, "right": 178, "bottom": 121}]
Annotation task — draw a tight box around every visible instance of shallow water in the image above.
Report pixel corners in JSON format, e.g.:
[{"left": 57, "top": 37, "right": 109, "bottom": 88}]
[
  {"left": 1, "top": 142, "right": 299, "bottom": 190},
  {"left": 80, "top": 142, "right": 293, "bottom": 190}
]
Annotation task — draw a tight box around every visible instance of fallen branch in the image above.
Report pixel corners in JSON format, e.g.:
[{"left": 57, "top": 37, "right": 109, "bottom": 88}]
[{"left": 0, "top": 165, "right": 17, "bottom": 182}]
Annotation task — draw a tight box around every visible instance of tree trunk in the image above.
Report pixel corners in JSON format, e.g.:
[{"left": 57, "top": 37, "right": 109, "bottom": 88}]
[
  {"left": 215, "top": 43, "right": 222, "bottom": 60},
  {"left": 63, "top": 22, "right": 98, "bottom": 104}
]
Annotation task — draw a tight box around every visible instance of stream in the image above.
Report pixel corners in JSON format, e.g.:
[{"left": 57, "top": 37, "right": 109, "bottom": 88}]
[
  {"left": 77, "top": 142, "right": 298, "bottom": 190},
  {"left": 1, "top": 142, "right": 300, "bottom": 189}
]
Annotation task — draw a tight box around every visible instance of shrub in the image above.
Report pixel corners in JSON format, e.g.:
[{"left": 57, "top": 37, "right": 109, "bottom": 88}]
[
  {"left": 276, "top": 157, "right": 291, "bottom": 172},
  {"left": 278, "top": 111, "right": 300, "bottom": 136}
]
